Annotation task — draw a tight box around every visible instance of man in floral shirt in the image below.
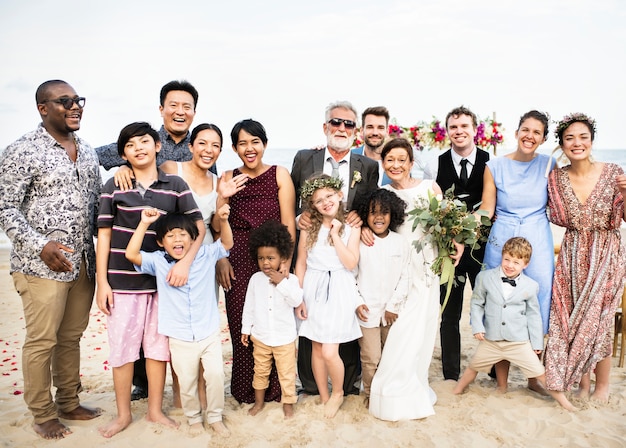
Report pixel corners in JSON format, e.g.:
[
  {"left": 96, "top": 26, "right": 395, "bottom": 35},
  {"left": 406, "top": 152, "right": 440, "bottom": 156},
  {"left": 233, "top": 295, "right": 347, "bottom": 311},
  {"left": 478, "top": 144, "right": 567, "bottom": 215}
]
[{"left": 0, "top": 80, "right": 102, "bottom": 439}]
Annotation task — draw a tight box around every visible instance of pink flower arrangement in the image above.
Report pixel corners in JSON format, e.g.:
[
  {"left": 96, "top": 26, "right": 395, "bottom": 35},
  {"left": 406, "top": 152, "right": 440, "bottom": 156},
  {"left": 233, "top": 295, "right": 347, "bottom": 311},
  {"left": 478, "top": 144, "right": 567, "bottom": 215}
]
[
  {"left": 353, "top": 115, "right": 504, "bottom": 152},
  {"left": 474, "top": 117, "right": 504, "bottom": 150}
]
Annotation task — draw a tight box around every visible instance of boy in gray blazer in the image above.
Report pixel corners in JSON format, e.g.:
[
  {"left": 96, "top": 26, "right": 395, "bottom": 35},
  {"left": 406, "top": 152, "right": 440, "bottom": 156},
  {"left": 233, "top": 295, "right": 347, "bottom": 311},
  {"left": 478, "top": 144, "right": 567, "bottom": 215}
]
[{"left": 453, "top": 238, "right": 575, "bottom": 411}]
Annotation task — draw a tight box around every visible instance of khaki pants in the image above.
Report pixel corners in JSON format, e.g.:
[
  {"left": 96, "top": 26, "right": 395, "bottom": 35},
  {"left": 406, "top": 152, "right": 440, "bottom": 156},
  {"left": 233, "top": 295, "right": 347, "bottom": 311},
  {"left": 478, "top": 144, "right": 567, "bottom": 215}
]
[
  {"left": 250, "top": 336, "right": 297, "bottom": 404},
  {"left": 358, "top": 325, "right": 391, "bottom": 397},
  {"left": 12, "top": 260, "right": 94, "bottom": 424},
  {"left": 169, "top": 332, "right": 224, "bottom": 425}
]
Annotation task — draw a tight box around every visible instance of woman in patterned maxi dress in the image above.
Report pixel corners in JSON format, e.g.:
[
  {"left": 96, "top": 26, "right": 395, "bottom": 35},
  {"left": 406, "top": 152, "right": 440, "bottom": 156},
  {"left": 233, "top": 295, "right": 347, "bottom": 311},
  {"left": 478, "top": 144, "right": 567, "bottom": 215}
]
[
  {"left": 215, "top": 120, "right": 296, "bottom": 404},
  {"left": 544, "top": 114, "right": 626, "bottom": 403}
]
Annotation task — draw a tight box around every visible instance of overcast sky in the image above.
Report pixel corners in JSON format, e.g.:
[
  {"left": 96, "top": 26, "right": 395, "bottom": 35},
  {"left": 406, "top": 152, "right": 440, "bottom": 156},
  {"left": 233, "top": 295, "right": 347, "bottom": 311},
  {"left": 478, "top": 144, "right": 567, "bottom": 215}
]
[{"left": 1, "top": 0, "right": 624, "bottom": 155}]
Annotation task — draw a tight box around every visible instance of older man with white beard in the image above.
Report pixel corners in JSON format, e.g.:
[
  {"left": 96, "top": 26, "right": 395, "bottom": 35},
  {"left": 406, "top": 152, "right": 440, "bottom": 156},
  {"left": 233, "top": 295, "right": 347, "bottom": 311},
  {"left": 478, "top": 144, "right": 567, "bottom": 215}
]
[{"left": 290, "top": 100, "right": 379, "bottom": 397}]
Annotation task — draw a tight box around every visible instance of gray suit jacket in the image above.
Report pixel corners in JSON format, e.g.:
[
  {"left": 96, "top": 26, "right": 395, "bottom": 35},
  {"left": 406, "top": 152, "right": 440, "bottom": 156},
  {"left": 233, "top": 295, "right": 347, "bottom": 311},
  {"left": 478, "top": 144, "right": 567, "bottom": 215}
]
[
  {"left": 470, "top": 267, "right": 543, "bottom": 350},
  {"left": 290, "top": 148, "right": 379, "bottom": 214}
]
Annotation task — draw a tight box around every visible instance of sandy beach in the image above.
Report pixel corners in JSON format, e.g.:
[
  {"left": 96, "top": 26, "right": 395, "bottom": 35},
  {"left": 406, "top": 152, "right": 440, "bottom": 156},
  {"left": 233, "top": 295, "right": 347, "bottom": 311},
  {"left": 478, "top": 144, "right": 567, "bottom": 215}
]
[{"left": 0, "top": 243, "right": 625, "bottom": 448}]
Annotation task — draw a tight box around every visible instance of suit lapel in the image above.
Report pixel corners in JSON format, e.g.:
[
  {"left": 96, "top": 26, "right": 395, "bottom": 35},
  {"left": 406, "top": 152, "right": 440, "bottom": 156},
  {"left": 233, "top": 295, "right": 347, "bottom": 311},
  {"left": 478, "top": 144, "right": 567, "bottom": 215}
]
[{"left": 313, "top": 150, "right": 325, "bottom": 176}]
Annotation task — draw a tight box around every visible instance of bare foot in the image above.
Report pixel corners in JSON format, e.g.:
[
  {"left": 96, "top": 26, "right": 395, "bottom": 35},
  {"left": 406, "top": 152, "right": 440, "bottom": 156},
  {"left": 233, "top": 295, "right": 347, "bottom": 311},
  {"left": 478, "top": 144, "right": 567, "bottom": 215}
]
[
  {"left": 590, "top": 385, "right": 609, "bottom": 404},
  {"left": 210, "top": 421, "right": 230, "bottom": 438},
  {"left": 283, "top": 403, "right": 294, "bottom": 418},
  {"left": 573, "top": 388, "right": 590, "bottom": 400},
  {"left": 98, "top": 415, "right": 133, "bottom": 438},
  {"left": 34, "top": 419, "right": 72, "bottom": 439},
  {"left": 248, "top": 402, "right": 265, "bottom": 416},
  {"left": 59, "top": 404, "right": 102, "bottom": 420},
  {"left": 452, "top": 383, "right": 465, "bottom": 395},
  {"left": 528, "top": 378, "right": 549, "bottom": 397},
  {"left": 549, "top": 391, "right": 578, "bottom": 412},
  {"left": 145, "top": 411, "right": 180, "bottom": 430},
  {"left": 363, "top": 396, "right": 370, "bottom": 408},
  {"left": 495, "top": 385, "right": 507, "bottom": 394},
  {"left": 188, "top": 422, "right": 204, "bottom": 437},
  {"left": 324, "top": 394, "right": 344, "bottom": 418}
]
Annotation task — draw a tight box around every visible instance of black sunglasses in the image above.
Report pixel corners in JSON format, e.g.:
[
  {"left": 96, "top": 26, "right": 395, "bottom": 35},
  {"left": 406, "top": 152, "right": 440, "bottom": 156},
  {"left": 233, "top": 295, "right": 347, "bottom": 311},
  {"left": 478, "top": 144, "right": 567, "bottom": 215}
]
[
  {"left": 327, "top": 118, "right": 357, "bottom": 129},
  {"left": 41, "top": 97, "right": 86, "bottom": 110}
]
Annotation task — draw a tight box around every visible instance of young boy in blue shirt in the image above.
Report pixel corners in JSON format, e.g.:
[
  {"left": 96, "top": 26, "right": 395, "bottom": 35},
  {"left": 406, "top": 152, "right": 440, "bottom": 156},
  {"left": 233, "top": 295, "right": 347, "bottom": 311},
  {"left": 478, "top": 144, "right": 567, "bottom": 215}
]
[
  {"left": 126, "top": 206, "right": 233, "bottom": 436},
  {"left": 453, "top": 237, "right": 575, "bottom": 411},
  {"left": 96, "top": 122, "right": 205, "bottom": 438}
]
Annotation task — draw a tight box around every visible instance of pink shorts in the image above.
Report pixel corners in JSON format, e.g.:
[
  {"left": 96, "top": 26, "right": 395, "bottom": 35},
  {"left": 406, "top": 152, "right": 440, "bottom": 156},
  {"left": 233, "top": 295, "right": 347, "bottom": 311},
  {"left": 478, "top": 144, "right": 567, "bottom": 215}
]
[{"left": 107, "top": 292, "right": 170, "bottom": 368}]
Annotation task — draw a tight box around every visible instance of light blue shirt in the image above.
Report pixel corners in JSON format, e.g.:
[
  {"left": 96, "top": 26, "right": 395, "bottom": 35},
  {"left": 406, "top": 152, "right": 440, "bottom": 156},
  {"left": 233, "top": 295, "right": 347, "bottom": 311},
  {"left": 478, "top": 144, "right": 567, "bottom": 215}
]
[{"left": 136, "top": 242, "right": 228, "bottom": 341}]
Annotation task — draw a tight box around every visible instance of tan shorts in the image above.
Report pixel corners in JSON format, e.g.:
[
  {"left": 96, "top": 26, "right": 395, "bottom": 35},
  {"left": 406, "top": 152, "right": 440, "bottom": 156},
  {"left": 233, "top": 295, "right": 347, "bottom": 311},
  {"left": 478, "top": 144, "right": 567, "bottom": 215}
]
[{"left": 469, "top": 340, "right": 545, "bottom": 379}]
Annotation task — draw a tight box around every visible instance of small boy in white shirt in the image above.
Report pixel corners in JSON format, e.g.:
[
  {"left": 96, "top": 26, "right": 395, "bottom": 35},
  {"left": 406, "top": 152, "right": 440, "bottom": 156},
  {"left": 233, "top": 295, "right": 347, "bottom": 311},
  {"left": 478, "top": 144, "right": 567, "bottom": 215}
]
[
  {"left": 241, "top": 220, "right": 302, "bottom": 418},
  {"left": 355, "top": 189, "right": 410, "bottom": 401}
]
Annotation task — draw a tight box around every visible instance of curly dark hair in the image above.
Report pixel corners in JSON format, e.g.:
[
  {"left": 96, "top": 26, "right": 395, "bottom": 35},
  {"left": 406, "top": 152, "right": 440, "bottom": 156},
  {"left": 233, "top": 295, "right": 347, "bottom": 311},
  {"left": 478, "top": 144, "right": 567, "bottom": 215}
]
[
  {"left": 357, "top": 189, "right": 407, "bottom": 233},
  {"left": 248, "top": 220, "right": 294, "bottom": 261}
]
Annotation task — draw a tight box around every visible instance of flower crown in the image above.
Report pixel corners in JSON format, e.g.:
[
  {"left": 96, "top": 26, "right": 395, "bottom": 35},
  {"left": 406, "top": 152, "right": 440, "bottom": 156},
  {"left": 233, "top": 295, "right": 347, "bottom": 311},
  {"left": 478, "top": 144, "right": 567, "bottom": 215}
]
[
  {"left": 301, "top": 176, "right": 343, "bottom": 200},
  {"left": 554, "top": 112, "right": 596, "bottom": 141}
]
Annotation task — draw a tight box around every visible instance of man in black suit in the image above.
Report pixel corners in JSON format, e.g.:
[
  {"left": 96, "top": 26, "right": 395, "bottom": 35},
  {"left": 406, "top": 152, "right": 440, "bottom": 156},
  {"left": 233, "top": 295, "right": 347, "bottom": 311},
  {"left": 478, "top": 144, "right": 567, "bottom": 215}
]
[
  {"left": 291, "top": 100, "right": 378, "bottom": 396},
  {"left": 423, "top": 105, "right": 490, "bottom": 381}
]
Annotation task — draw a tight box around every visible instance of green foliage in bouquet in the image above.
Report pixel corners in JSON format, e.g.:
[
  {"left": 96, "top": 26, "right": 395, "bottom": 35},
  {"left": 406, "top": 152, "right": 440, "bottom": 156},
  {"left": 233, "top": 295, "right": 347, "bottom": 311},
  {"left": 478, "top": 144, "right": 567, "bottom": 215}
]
[{"left": 407, "top": 186, "right": 491, "bottom": 314}]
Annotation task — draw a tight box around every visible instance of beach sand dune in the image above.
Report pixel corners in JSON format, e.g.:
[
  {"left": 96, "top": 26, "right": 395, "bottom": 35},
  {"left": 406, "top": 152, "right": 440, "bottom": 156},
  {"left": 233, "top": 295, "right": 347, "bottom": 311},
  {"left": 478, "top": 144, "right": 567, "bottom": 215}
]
[{"left": 0, "top": 247, "right": 625, "bottom": 448}]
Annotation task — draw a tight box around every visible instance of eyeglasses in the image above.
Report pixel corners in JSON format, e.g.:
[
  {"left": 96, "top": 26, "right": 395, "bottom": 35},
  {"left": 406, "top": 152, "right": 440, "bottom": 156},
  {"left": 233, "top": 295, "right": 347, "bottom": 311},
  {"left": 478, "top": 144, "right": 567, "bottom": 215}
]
[
  {"left": 327, "top": 118, "right": 357, "bottom": 129},
  {"left": 313, "top": 192, "right": 338, "bottom": 207},
  {"left": 40, "top": 97, "right": 86, "bottom": 110}
]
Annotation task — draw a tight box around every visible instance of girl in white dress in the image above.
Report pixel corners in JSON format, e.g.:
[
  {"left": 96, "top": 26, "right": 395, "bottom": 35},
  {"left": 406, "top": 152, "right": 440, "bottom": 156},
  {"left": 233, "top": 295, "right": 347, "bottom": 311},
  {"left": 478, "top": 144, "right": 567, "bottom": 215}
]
[{"left": 295, "top": 175, "right": 362, "bottom": 418}]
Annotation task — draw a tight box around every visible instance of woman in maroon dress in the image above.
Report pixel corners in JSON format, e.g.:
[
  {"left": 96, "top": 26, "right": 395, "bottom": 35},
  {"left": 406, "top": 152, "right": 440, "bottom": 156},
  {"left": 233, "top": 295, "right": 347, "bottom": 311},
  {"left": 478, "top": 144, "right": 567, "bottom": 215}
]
[{"left": 215, "top": 119, "right": 296, "bottom": 404}]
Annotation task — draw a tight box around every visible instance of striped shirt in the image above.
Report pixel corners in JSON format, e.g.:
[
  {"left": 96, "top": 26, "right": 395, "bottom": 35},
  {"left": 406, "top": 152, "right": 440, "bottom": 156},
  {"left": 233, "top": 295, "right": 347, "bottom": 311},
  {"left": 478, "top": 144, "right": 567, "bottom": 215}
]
[{"left": 97, "top": 169, "right": 202, "bottom": 292}]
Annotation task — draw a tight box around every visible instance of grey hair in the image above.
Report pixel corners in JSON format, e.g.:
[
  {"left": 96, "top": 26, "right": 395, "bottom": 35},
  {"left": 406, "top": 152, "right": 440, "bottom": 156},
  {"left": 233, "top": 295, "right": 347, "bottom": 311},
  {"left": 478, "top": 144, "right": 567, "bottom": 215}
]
[{"left": 325, "top": 101, "right": 359, "bottom": 126}]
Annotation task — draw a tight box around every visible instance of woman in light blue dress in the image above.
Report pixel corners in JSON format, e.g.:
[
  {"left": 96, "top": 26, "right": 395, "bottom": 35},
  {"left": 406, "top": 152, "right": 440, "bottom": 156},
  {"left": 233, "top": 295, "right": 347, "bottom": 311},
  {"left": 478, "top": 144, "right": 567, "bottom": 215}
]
[{"left": 479, "top": 110, "right": 555, "bottom": 389}]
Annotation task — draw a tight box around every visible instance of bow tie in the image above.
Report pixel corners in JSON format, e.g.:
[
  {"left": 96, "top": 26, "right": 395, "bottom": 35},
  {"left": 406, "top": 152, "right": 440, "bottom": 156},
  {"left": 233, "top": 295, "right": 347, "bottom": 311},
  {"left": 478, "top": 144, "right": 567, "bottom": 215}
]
[
  {"left": 501, "top": 277, "right": 516, "bottom": 287},
  {"left": 164, "top": 253, "right": 177, "bottom": 263}
]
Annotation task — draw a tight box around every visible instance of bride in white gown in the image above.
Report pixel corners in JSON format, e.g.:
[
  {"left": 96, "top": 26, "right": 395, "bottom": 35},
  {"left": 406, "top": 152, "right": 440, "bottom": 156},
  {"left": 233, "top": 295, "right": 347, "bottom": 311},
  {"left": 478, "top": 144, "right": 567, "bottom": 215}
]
[{"left": 369, "top": 138, "right": 443, "bottom": 421}]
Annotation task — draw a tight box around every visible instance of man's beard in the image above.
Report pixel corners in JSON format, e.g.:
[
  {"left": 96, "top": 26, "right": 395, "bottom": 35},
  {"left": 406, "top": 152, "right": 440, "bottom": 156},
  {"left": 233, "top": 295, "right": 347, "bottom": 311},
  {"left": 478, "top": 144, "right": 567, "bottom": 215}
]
[
  {"left": 364, "top": 135, "right": 384, "bottom": 152},
  {"left": 327, "top": 132, "right": 355, "bottom": 152}
]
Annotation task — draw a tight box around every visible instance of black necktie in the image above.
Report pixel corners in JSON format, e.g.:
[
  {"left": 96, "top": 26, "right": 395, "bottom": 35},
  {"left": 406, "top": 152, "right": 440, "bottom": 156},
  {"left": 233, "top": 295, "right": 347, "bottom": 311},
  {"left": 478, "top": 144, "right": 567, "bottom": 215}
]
[
  {"left": 459, "top": 159, "right": 469, "bottom": 185},
  {"left": 501, "top": 277, "right": 516, "bottom": 287}
]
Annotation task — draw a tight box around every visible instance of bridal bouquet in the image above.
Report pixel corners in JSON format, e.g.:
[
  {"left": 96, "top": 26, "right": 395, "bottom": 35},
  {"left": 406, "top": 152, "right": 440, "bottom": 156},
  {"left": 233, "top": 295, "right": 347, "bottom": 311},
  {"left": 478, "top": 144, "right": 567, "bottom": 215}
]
[{"left": 408, "top": 186, "right": 491, "bottom": 313}]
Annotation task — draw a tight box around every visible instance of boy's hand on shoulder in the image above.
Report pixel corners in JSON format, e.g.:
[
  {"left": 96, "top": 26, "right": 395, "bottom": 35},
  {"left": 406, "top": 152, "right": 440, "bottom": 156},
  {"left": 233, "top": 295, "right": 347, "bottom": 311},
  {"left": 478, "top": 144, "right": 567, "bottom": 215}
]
[
  {"left": 473, "top": 332, "right": 485, "bottom": 341},
  {"left": 141, "top": 208, "right": 160, "bottom": 224},
  {"left": 241, "top": 334, "right": 250, "bottom": 347},
  {"left": 345, "top": 210, "right": 363, "bottom": 228},
  {"left": 113, "top": 165, "right": 135, "bottom": 191},
  {"left": 298, "top": 211, "right": 312, "bottom": 231}
]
